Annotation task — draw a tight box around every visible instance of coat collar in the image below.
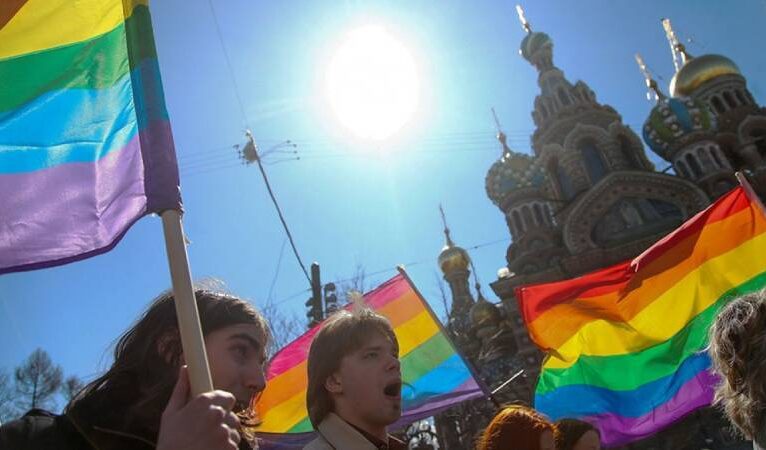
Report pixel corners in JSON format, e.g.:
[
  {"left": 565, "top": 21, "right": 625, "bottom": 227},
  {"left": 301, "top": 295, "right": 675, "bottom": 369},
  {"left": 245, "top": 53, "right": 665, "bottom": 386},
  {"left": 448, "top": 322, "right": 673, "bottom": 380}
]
[{"left": 316, "top": 413, "right": 380, "bottom": 450}]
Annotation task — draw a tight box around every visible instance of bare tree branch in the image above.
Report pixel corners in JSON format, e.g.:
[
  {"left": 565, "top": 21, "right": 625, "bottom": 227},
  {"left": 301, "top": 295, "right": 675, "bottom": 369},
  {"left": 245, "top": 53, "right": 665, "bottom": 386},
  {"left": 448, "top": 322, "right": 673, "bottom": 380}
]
[
  {"left": 62, "top": 375, "right": 84, "bottom": 403},
  {"left": 14, "top": 348, "right": 62, "bottom": 412},
  {"left": 0, "top": 370, "right": 18, "bottom": 424}
]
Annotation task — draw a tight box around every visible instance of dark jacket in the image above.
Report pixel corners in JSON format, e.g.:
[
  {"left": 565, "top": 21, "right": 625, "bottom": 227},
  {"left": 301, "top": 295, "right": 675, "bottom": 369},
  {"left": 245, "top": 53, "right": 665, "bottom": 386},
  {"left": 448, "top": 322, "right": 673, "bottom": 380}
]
[
  {"left": 0, "top": 408, "right": 154, "bottom": 450},
  {"left": 1, "top": 406, "right": 255, "bottom": 450}
]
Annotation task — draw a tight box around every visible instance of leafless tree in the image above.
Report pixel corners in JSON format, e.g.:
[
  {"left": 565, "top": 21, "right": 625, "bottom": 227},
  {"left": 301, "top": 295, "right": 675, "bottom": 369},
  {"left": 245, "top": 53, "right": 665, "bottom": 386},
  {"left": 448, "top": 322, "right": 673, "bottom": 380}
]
[
  {"left": 0, "top": 370, "right": 17, "bottom": 424},
  {"left": 61, "top": 375, "right": 84, "bottom": 403},
  {"left": 260, "top": 301, "right": 304, "bottom": 356},
  {"left": 338, "top": 263, "right": 367, "bottom": 303},
  {"left": 14, "top": 348, "right": 62, "bottom": 412}
]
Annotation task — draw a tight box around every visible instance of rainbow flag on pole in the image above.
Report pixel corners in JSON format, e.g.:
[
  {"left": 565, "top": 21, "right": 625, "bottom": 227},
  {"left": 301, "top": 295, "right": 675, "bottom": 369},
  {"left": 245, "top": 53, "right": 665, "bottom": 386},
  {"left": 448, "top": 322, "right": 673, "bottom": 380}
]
[
  {"left": 516, "top": 185, "right": 766, "bottom": 446},
  {"left": 256, "top": 272, "right": 485, "bottom": 448},
  {"left": 0, "top": 0, "right": 180, "bottom": 274}
]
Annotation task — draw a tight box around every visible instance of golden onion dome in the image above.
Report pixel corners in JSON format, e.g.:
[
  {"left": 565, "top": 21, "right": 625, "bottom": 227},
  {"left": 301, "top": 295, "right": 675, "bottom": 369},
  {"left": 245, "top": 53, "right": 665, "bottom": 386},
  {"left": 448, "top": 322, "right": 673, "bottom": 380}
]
[
  {"left": 470, "top": 295, "right": 502, "bottom": 328},
  {"left": 670, "top": 54, "right": 741, "bottom": 97},
  {"left": 438, "top": 243, "right": 471, "bottom": 274}
]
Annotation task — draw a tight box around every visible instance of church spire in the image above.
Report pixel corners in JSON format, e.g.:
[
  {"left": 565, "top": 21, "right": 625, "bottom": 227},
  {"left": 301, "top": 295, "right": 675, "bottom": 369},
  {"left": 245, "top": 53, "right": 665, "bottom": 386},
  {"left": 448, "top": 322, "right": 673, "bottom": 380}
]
[
  {"left": 662, "top": 18, "right": 692, "bottom": 72},
  {"left": 635, "top": 53, "right": 666, "bottom": 102}
]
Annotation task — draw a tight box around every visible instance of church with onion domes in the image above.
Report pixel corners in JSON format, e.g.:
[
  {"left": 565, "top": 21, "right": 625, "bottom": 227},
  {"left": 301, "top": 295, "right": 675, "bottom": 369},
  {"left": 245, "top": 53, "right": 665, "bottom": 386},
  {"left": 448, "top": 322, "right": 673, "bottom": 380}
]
[{"left": 434, "top": 10, "right": 766, "bottom": 450}]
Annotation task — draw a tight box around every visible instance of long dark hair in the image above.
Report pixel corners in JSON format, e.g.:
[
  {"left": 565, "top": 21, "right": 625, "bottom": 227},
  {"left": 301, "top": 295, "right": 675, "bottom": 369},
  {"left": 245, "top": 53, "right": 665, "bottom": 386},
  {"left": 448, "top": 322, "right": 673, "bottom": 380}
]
[{"left": 67, "top": 286, "right": 269, "bottom": 439}]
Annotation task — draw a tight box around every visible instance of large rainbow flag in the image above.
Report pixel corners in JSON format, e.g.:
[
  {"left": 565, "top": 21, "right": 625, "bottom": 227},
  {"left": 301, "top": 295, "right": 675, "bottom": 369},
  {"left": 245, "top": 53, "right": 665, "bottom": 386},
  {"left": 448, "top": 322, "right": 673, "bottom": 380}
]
[
  {"left": 517, "top": 185, "right": 766, "bottom": 447},
  {"left": 0, "top": 0, "right": 180, "bottom": 274},
  {"left": 255, "top": 272, "right": 486, "bottom": 448}
]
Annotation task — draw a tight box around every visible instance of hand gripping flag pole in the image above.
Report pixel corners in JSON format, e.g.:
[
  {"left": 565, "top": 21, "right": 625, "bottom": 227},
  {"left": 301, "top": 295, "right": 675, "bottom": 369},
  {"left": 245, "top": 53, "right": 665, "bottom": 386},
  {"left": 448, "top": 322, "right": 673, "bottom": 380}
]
[{"left": 161, "top": 210, "right": 214, "bottom": 394}]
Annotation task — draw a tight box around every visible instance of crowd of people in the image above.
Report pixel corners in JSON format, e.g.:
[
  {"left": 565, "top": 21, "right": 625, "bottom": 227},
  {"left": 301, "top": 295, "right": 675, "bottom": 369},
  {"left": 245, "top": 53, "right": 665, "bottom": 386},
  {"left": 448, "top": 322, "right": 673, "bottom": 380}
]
[{"left": 0, "top": 285, "right": 764, "bottom": 449}]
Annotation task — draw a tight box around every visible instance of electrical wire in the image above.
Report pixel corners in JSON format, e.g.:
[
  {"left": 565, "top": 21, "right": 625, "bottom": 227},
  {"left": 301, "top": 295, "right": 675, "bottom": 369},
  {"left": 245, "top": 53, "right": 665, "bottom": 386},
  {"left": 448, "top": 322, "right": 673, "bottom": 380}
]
[{"left": 271, "top": 236, "right": 510, "bottom": 306}]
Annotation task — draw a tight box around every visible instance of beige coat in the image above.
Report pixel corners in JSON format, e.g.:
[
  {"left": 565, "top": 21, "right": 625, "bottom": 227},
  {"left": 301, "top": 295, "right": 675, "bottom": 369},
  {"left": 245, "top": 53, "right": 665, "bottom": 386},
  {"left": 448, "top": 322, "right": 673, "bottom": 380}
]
[{"left": 303, "top": 413, "right": 379, "bottom": 450}]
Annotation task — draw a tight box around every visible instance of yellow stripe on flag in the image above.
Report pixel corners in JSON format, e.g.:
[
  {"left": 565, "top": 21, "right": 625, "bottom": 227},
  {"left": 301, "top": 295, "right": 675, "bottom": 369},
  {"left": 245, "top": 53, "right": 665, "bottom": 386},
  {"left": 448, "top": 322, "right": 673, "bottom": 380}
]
[
  {"left": 544, "top": 232, "right": 766, "bottom": 369},
  {"left": 0, "top": 0, "right": 148, "bottom": 60}
]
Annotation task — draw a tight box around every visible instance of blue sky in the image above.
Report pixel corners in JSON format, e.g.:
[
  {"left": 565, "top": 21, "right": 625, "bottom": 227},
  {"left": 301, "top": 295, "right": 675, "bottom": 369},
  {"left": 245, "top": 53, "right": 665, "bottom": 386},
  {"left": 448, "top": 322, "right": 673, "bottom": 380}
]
[{"left": 2, "top": 0, "right": 765, "bottom": 409}]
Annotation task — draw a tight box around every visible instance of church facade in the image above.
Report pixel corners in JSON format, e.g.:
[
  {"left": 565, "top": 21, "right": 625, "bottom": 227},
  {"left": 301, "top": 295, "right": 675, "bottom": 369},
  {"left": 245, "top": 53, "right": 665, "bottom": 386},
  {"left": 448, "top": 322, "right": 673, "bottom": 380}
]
[{"left": 435, "top": 15, "right": 766, "bottom": 450}]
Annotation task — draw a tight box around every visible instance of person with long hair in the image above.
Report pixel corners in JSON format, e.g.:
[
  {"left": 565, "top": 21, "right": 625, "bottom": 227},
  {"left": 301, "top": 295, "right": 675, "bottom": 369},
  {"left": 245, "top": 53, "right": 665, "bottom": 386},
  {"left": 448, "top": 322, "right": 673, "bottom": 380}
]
[
  {"left": 555, "top": 419, "right": 600, "bottom": 450},
  {"left": 304, "top": 307, "right": 406, "bottom": 450},
  {"left": 477, "top": 405, "right": 556, "bottom": 450},
  {"left": 0, "top": 287, "right": 270, "bottom": 450},
  {"left": 708, "top": 289, "right": 766, "bottom": 449}
]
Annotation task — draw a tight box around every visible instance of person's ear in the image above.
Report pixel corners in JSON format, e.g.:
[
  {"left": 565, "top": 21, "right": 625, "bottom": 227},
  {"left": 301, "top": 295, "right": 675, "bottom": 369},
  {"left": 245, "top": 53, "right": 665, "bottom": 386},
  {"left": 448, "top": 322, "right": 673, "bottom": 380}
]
[{"left": 325, "top": 372, "right": 343, "bottom": 395}]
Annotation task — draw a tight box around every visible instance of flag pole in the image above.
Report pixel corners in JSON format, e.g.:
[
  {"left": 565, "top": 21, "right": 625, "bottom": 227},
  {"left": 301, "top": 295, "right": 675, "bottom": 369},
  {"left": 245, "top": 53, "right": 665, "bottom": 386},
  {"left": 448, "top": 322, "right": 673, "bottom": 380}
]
[
  {"left": 736, "top": 172, "right": 766, "bottom": 215},
  {"left": 396, "top": 265, "right": 501, "bottom": 408},
  {"left": 161, "top": 209, "right": 214, "bottom": 395}
]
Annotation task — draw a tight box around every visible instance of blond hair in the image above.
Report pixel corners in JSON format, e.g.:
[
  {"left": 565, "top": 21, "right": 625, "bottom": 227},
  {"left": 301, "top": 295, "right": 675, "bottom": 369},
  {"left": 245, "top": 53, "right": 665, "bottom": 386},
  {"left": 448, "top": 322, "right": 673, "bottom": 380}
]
[{"left": 305, "top": 308, "right": 397, "bottom": 427}]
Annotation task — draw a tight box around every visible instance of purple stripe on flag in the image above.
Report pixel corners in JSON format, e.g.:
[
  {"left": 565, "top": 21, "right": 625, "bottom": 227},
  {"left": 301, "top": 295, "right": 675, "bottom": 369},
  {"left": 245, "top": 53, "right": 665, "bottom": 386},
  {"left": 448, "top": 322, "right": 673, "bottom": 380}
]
[
  {"left": 392, "top": 378, "right": 484, "bottom": 430},
  {"left": 0, "top": 121, "right": 174, "bottom": 273},
  {"left": 584, "top": 370, "right": 717, "bottom": 447}
]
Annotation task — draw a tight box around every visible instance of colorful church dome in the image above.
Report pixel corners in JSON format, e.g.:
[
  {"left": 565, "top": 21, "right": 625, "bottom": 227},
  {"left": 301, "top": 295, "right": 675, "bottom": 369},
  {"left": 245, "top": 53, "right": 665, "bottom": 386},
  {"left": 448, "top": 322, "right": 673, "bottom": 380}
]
[
  {"left": 485, "top": 150, "right": 547, "bottom": 207},
  {"left": 520, "top": 31, "right": 552, "bottom": 61},
  {"left": 669, "top": 54, "right": 741, "bottom": 97},
  {"left": 642, "top": 97, "right": 715, "bottom": 160}
]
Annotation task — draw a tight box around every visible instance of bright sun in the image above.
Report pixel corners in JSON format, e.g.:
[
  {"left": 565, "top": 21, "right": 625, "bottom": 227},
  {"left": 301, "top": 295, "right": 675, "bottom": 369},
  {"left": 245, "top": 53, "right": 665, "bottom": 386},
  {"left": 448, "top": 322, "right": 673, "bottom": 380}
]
[{"left": 326, "top": 25, "right": 419, "bottom": 141}]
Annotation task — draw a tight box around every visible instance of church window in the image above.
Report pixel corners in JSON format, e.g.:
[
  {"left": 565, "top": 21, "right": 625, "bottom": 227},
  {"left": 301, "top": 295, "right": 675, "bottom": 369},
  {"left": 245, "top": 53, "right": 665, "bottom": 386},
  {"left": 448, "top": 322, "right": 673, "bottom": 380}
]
[
  {"left": 619, "top": 135, "right": 642, "bottom": 169},
  {"left": 697, "top": 147, "right": 715, "bottom": 171},
  {"left": 512, "top": 210, "right": 524, "bottom": 233},
  {"left": 558, "top": 88, "right": 571, "bottom": 106},
  {"left": 723, "top": 91, "right": 737, "bottom": 109},
  {"left": 711, "top": 96, "right": 726, "bottom": 114},
  {"left": 735, "top": 90, "right": 748, "bottom": 105},
  {"left": 685, "top": 153, "right": 702, "bottom": 178},
  {"left": 550, "top": 159, "right": 575, "bottom": 201},
  {"left": 675, "top": 159, "right": 689, "bottom": 178},
  {"left": 709, "top": 146, "right": 725, "bottom": 169},
  {"left": 533, "top": 204, "right": 546, "bottom": 225},
  {"left": 580, "top": 140, "right": 608, "bottom": 184},
  {"left": 522, "top": 205, "right": 534, "bottom": 229},
  {"left": 540, "top": 102, "right": 549, "bottom": 119}
]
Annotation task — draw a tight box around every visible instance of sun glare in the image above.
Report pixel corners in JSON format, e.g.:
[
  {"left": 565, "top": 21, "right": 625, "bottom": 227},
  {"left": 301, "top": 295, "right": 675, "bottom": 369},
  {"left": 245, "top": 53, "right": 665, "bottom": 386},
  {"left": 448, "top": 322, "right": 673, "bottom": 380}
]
[{"left": 326, "top": 25, "right": 420, "bottom": 141}]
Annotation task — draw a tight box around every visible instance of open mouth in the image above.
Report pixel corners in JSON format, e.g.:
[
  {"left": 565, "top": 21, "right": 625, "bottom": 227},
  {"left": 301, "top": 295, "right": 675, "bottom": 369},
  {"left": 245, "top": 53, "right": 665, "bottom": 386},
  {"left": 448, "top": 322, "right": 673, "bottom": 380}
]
[{"left": 383, "top": 380, "right": 402, "bottom": 398}]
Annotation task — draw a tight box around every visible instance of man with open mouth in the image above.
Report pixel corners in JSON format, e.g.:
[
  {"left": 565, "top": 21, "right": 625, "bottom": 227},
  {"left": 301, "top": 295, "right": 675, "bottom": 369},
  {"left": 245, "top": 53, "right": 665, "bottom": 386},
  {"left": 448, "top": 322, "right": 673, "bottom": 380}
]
[{"left": 304, "top": 308, "right": 407, "bottom": 450}]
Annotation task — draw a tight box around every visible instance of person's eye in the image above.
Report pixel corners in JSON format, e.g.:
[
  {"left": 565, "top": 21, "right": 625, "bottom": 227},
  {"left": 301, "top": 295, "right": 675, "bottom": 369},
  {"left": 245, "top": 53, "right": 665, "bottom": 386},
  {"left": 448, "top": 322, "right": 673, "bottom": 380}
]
[
  {"left": 231, "top": 345, "right": 248, "bottom": 359},
  {"left": 364, "top": 351, "right": 378, "bottom": 359}
]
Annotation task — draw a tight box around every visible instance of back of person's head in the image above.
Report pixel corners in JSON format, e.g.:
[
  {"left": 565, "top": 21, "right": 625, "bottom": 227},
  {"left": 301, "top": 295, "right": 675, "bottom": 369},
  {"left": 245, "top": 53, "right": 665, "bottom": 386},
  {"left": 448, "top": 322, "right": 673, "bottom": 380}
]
[
  {"left": 306, "top": 307, "right": 397, "bottom": 428},
  {"left": 477, "top": 405, "right": 556, "bottom": 450},
  {"left": 555, "top": 418, "right": 600, "bottom": 450},
  {"left": 708, "top": 289, "right": 766, "bottom": 439},
  {"left": 70, "top": 284, "right": 269, "bottom": 434}
]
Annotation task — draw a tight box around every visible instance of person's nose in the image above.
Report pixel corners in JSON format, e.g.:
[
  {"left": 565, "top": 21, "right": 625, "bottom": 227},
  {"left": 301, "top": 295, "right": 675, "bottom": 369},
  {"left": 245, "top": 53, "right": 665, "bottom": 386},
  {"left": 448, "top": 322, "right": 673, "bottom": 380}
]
[
  {"left": 386, "top": 353, "right": 401, "bottom": 373},
  {"left": 245, "top": 362, "right": 267, "bottom": 396}
]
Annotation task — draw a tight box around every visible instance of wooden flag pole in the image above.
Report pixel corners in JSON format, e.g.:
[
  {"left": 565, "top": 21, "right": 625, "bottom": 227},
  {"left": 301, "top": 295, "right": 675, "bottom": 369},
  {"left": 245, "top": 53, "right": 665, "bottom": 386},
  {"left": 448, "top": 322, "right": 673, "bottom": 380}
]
[
  {"left": 736, "top": 172, "right": 766, "bottom": 215},
  {"left": 161, "top": 209, "right": 214, "bottom": 395}
]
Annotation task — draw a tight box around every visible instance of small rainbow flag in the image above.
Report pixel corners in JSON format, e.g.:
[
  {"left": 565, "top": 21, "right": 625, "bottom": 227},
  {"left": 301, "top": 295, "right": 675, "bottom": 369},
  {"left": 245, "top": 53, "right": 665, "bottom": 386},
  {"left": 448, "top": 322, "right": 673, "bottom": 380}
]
[
  {"left": 516, "top": 185, "right": 766, "bottom": 446},
  {"left": 255, "top": 272, "right": 485, "bottom": 448},
  {"left": 0, "top": 0, "right": 180, "bottom": 274}
]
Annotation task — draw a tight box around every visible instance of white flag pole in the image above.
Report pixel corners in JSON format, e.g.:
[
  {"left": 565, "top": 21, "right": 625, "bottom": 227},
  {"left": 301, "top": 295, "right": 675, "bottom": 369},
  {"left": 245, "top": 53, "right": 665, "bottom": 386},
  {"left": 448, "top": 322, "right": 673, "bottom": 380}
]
[{"left": 161, "top": 209, "right": 214, "bottom": 395}]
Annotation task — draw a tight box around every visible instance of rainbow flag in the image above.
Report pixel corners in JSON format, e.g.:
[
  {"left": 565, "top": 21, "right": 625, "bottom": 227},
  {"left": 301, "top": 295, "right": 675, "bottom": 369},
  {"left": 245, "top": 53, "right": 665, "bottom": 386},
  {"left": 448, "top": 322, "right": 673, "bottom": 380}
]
[
  {"left": 516, "top": 185, "right": 766, "bottom": 447},
  {"left": 255, "top": 272, "right": 485, "bottom": 448},
  {"left": 0, "top": 0, "right": 180, "bottom": 274}
]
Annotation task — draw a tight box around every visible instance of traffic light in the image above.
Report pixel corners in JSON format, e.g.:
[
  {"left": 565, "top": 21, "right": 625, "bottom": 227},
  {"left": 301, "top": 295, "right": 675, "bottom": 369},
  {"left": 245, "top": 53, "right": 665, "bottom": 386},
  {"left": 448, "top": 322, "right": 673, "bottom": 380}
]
[
  {"left": 324, "top": 282, "right": 338, "bottom": 314},
  {"left": 305, "top": 295, "right": 322, "bottom": 327},
  {"left": 306, "top": 262, "right": 323, "bottom": 328}
]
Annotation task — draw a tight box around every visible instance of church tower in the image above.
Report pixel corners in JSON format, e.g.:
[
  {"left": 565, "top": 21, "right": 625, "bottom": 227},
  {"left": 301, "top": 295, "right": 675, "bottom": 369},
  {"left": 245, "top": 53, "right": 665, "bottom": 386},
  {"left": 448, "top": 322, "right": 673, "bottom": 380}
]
[{"left": 639, "top": 18, "right": 766, "bottom": 201}]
